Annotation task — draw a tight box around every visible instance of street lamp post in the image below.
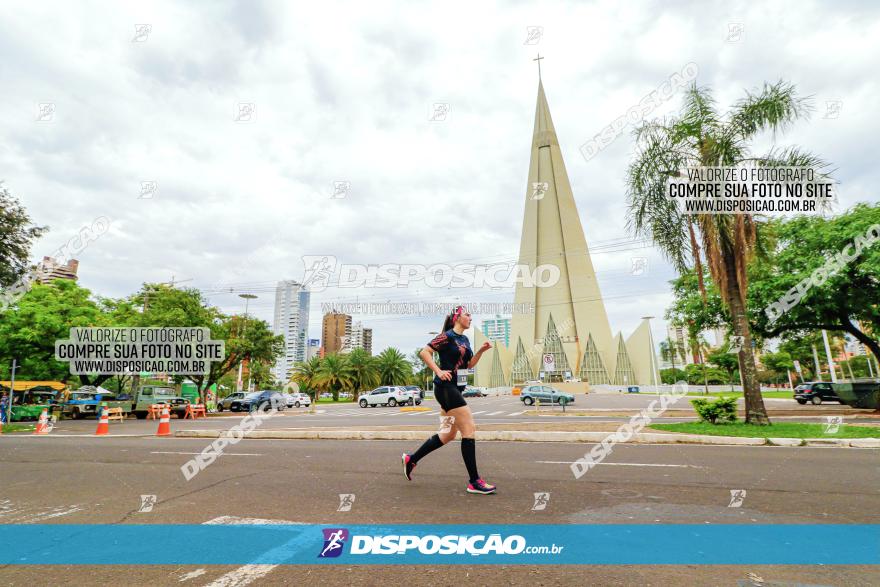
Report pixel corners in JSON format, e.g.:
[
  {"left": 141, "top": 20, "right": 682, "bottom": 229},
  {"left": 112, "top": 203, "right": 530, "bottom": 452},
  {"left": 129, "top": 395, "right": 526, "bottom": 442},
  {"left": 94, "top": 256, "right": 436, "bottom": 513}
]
[
  {"left": 237, "top": 294, "right": 258, "bottom": 392},
  {"left": 642, "top": 316, "right": 660, "bottom": 392}
]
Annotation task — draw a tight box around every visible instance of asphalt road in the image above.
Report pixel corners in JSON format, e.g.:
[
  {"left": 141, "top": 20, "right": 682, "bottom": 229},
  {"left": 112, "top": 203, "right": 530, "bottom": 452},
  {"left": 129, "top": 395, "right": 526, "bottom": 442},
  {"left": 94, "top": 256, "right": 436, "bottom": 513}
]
[
  {"left": 1, "top": 433, "right": 877, "bottom": 586},
  {"left": 30, "top": 394, "right": 878, "bottom": 436}
]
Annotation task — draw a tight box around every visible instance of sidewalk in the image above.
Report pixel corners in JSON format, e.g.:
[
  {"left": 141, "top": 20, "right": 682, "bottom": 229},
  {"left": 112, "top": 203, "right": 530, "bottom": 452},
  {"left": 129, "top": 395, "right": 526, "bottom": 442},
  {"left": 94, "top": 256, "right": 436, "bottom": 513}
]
[{"left": 174, "top": 421, "right": 880, "bottom": 448}]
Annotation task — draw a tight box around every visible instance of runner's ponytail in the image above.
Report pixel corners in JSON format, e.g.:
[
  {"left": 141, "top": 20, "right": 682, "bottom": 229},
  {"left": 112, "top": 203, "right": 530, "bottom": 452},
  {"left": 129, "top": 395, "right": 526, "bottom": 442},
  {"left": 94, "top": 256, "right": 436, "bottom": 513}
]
[{"left": 442, "top": 305, "right": 465, "bottom": 332}]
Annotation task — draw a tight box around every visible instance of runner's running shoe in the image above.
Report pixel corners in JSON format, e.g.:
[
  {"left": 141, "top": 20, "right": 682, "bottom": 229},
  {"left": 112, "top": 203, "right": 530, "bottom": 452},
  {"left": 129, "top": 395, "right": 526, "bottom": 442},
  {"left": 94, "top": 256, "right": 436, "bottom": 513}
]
[
  {"left": 402, "top": 453, "right": 416, "bottom": 481},
  {"left": 466, "top": 478, "right": 496, "bottom": 494}
]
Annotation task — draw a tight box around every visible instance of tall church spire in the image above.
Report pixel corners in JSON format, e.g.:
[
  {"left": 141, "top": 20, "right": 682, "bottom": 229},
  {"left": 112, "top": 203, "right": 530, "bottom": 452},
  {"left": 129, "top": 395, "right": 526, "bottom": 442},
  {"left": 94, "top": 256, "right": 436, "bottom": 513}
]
[{"left": 509, "top": 76, "right": 617, "bottom": 381}]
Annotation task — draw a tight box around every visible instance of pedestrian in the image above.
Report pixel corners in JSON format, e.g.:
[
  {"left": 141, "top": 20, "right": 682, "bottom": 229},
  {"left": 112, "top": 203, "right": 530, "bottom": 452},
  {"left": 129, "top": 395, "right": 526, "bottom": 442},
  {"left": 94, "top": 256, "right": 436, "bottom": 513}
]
[{"left": 401, "top": 306, "right": 495, "bottom": 494}]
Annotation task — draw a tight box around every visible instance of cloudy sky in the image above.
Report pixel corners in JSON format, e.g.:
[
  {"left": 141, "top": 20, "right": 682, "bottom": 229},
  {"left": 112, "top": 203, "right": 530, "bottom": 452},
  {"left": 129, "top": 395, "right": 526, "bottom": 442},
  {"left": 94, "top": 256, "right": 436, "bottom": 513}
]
[{"left": 2, "top": 0, "right": 878, "bottom": 355}]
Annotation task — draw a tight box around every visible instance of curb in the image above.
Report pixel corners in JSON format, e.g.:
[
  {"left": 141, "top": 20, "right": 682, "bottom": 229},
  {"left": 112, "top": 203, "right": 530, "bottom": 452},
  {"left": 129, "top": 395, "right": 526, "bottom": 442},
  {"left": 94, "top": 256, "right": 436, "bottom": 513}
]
[
  {"left": 399, "top": 407, "right": 431, "bottom": 412},
  {"left": 173, "top": 429, "right": 880, "bottom": 447}
]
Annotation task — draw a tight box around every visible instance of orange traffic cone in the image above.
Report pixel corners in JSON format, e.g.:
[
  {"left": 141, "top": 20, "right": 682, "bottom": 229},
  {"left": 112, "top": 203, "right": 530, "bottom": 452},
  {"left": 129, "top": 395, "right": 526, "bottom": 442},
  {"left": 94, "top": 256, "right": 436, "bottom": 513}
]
[
  {"left": 156, "top": 407, "right": 171, "bottom": 436},
  {"left": 95, "top": 408, "right": 110, "bottom": 435},
  {"left": 34, "top": 408, "right": 50, "bottom": 435}
]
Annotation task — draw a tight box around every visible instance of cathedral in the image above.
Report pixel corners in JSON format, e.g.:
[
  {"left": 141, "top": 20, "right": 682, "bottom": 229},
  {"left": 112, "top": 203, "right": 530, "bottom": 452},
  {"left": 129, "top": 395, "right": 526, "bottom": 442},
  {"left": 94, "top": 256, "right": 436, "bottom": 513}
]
[{"left": 473, "top": 77, "right": 660, "bottom": 388}]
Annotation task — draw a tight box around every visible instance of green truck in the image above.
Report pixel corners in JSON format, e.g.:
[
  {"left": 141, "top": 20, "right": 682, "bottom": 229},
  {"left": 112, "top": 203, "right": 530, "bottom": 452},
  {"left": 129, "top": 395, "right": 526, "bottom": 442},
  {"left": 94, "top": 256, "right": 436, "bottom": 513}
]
[{"left": 129, "top": 385, "right": 190, "bottom": 419}]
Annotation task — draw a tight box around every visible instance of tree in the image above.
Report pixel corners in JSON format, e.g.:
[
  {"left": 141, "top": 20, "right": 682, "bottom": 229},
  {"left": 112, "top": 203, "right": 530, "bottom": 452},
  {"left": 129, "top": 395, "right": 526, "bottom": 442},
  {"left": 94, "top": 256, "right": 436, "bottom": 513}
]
[
  {"left": 315, "top": 353, "right": 353, "bottom": 401},
  {"left": 660, "top": 367, "right": 687, "bottom": 384},
  {"left": 659, "top": 337, "right": 687, "bottom": 371},
  {"left": 126, "top": 284, "right": 222, "bottom": 402},
  {"left": 408, "top": 347, "right": 431, "bottom": 387},
  {"left": 375, "top": 348, "right": 411, "bottom": 386},
  {"left": 778, "top": 334, "right": 821, "bottom": 382},
  {"left": 0, "top": 280, "right": 111, "bottom": 385},
  {"left": 0, "top": 182, "right": 47, "bottom": 288},
  {"left": 838, "top": 355, "right": 874, "bottom": 379},
  {"left": 248, "top": 360, "right": 274, "bottom": 389},
  {"left": 684, "top": 363, "right": 727, "bottom": 385},
  {"left": 291, "top": 356, "right": 323, "bottom": 400},
  {"left": 669, "top": 205, "right": 880, "bottom": 382},
  {"left": 761, "top": 351, "right": 795, "bottom": 386},
  {"left": 749, "top": 203, "right": 880, "bottom": 363},
  {"left": 707, "top": 345, "right": 740, "bottom": 390},
  {"left": 190, "top": 314, "right": 283, "bottom": 403},
  {"left": 346, "top": 348, "right": 379, "bottom": 394},
  {"left": 628, "top": 80, "right": 825, "bottom": 424}
]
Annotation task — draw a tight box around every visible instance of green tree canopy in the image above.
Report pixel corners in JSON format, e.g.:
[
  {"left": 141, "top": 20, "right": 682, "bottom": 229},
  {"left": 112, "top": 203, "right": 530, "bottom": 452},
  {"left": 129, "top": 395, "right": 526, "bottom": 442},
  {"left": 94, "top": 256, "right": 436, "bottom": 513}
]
[
  {"left": 749, "top": 203, "right": 880, "bottom": 360},
  {"left": 0, "top": 182, "right": 47, "bottom": 288},
  {"left": 0, "top": 280, "right": 111, "bottom": 385},
  {"left": 375, "top": 348, "right": 411, "bottom": 386}
]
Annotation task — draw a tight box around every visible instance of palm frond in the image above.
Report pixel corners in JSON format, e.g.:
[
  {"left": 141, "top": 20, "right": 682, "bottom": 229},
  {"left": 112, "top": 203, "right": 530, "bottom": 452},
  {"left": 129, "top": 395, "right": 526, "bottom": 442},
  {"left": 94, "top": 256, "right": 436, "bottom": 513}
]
[
  {"left": 728, "top": 80, "right": 813, "bottom": 140},
  {"left": 747, "top": 146, "right": 835, "bottom": 214},
  {"left": 626, "top": 120, "right": 693, "bottom": 272}
]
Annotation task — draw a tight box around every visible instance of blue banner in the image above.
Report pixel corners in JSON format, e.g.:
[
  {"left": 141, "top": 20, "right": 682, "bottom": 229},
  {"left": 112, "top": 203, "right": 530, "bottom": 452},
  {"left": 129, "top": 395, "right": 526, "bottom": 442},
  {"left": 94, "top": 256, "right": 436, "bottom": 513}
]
[{"left": 0, "top": 524, "right": 876, "bottom": 565}]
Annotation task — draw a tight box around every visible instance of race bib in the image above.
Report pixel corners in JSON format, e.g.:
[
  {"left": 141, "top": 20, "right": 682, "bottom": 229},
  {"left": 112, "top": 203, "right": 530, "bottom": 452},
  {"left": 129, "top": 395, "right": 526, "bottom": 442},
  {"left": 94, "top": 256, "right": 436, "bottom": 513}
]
[{"left": 457, "top": 371, "right": 468, "bottom": 386}]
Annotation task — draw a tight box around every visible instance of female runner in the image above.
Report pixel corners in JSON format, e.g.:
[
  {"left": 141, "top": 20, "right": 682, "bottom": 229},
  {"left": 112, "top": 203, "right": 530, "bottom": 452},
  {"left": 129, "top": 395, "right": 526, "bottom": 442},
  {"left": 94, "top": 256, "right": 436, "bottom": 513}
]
[{"left": 401, "top": 306, "right": 495, "bottom": 494}]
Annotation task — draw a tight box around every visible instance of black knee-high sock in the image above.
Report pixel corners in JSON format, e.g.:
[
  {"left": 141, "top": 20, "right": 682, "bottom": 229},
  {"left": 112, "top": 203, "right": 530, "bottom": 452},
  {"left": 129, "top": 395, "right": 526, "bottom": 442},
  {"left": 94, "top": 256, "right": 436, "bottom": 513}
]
[
  {"left": 460, "top": 437, "right": 479, "bottom": 483},
  {"left": 410, "top": 434, "right": 444, "bottom": 464}
]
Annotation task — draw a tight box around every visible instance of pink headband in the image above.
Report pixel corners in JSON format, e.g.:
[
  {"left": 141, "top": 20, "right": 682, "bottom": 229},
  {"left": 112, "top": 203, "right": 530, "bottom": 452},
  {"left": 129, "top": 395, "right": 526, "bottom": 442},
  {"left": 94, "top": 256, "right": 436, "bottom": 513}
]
[{"left": 452, "top": 306, "right": 466, "bottom": 322}]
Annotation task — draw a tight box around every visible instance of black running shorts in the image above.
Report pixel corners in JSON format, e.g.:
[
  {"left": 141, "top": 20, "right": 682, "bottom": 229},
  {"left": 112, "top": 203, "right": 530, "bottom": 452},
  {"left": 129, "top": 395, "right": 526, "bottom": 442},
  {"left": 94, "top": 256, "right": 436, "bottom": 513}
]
[{"left": 434, "top": 380, "right": 468, "bottom": 412}]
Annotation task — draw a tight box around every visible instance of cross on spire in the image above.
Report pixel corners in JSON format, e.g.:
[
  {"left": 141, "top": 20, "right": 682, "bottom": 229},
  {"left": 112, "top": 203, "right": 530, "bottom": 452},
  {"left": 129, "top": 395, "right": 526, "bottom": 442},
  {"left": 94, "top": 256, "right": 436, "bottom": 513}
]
[{"left": 533, "top": 53, "right": 544, "bottom": 80}]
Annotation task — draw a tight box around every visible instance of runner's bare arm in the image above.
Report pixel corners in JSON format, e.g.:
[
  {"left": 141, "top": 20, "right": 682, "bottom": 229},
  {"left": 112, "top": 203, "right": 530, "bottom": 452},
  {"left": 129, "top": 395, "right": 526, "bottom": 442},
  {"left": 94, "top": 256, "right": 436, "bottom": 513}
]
[
  {"left": 467, "top": 342, "right": 492, "bottom": 368},
  {"left": 420, "top": 346, "right": 452, "bottom": 381}
]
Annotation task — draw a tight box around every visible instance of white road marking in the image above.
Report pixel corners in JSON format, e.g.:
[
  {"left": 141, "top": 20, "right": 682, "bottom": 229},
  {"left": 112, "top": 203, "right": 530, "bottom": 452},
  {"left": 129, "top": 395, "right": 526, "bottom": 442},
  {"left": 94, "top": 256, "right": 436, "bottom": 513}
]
[
  {"left": 202, "top": 516, "right": 307, "bottom": 587},
  {"left": 151, "top": 452, "right": 262, "bottom": 456},
  {"left": 179, "top": 569, "right": 207, "bottom": 582},
  {"left": 509, "top": 410, "right": 526, "bottom": 416},
  {"left": 536, "top": 460, "right": 703, "bottom": 468},
  {"left": 0, "top": 504, "right": 85, "bottom": 523},
  {"left": 204, "top": 516, "right": 301, "bottom": 525},
  {"left": 485, "top": 411, "right": 506, "bottom": 416},
  {"left": 470, "top": 411, "right": 487, "bottom": 415}
]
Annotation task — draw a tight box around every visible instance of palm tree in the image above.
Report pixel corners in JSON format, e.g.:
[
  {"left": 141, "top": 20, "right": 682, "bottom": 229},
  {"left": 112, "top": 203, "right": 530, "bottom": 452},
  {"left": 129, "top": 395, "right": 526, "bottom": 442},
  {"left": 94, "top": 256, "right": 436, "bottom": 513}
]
[
  {"left": 314, "top": 353, "right": 353, "bottom": 401},
  {"left": 627, "top": 81, "right": 828, "bottom": 424},
  {"left": 375, "top": 347, "right": 411, "bottom": 386},
  {"left": 290, "top": 356, "right": 322, "bottom": 400},
  {"left": 659, "top": 337, "right": 686, "bottom": 371},
  {"left": 346, "top": 348, "right": 380, "bottom": 395},
  {"left": 408, "top": 347, "right": 431, "bottom": 387}
]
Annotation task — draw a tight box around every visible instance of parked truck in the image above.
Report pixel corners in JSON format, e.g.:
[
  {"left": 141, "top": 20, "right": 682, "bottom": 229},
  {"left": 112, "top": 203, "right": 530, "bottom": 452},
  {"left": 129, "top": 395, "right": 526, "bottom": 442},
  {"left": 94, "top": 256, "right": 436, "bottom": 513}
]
[
  {"left": 127, "top": 385, "right": 190, "bottom": 419},
  {"left": 62, "top": 387, "right": 131, "bottom": 419}
]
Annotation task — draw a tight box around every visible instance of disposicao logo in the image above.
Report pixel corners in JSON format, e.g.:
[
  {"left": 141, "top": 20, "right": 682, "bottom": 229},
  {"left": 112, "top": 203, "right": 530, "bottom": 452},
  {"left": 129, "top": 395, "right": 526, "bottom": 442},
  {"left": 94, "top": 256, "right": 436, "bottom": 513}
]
[{"left": 318, "top": 528, "right": 349, "bottom": 558}]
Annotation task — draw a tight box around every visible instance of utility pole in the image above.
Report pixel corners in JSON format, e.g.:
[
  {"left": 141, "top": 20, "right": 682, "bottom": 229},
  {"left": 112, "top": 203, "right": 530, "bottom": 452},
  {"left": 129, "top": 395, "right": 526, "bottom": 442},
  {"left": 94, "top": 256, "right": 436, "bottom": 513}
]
[
  {"left": 642, "top": 316, "right": 659, "bottom": 391},
  {"left": 237, "top": 294, "right": 257, "bottom": 393},
  {"left": 822, "top": 330, "right": 838, "bottom": 383},
  {"left": 812, "top": 344, "right": 823, "bottom": 382}
]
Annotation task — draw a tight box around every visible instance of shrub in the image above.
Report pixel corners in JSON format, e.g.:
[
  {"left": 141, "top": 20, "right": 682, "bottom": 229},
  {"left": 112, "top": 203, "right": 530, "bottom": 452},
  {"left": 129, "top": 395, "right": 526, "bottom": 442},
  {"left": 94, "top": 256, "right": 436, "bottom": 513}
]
[{"left": 691, "top": 397, "right": 738, "bottom": 424}]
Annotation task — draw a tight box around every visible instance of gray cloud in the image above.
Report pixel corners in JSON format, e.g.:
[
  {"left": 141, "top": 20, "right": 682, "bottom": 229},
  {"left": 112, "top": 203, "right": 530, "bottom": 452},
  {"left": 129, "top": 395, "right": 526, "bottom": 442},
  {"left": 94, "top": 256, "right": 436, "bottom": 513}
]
[{"left": 1, "top": 0, "right": 878, "bottom": 355}]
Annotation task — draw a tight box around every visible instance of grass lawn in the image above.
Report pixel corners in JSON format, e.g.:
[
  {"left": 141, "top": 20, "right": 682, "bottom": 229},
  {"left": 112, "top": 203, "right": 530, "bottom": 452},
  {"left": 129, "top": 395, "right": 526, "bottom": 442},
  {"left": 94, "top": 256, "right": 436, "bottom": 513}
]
[
  {"left": 685, "top": 391, "right": 793, "bottom": 399},
  {"left": 315, "top": 398, "right": 355, "bottom": 404},
  {"left": 649, "top": 421, "right": 878, "bottom": 439},
  {"left": 0, "top": 423, "right": 36, "bottom": 433}
]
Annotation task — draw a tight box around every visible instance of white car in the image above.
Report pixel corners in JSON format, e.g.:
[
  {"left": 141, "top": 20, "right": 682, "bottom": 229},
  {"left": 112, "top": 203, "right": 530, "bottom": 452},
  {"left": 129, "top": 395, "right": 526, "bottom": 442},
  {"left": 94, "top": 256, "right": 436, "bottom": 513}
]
[
  {"left": 286, "top": 393, "right": 312, "bottom": 408},
  {"left": 358, "top": 386, "right": 419, "bottom": 408}
]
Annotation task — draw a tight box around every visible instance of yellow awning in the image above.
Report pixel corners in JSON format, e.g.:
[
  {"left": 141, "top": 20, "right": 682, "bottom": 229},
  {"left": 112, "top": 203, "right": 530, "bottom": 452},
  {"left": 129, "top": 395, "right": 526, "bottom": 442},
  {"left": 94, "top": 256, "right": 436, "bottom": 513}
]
[{"left": 0, "top": 381, "right": 67, "bottom": 392}]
